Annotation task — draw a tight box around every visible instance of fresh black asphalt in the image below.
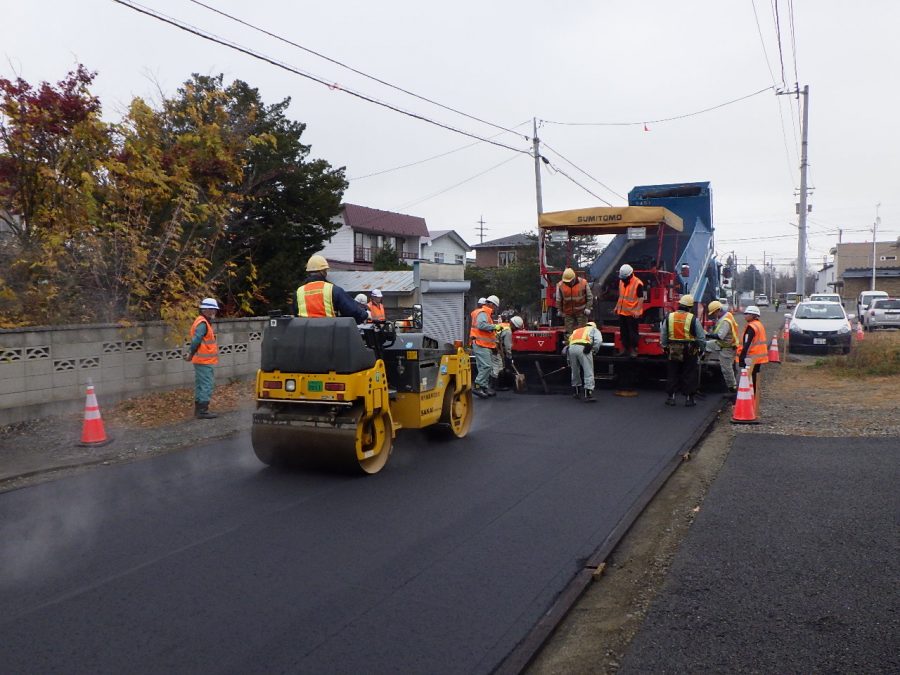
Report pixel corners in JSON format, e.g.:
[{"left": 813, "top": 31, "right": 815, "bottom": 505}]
[
  {"left": 620, "top": 433, "right": 899, "bottom": 674},
  {"left": 0, "top": 390, "right": 718, "bottom": 674}
]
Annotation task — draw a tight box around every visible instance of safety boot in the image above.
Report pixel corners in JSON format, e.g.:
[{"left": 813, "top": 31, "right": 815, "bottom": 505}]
[
  {"left": 583, "top": 389, "right": 596, "bottom": 403},
  {"left": 196, "top": 401, "right": 218, "bottom": 419},
  {"left": 473, "top": 385, "right": 489, "bottom": 399},
  {"left": 665, "top": 394, "right": 676, "bottom": 406},
  {"left": 572, "top": 386, "right": 582, "bottom": 400},
  {"left": 685, "top": 395, "right": 696, "bottom": 407}
]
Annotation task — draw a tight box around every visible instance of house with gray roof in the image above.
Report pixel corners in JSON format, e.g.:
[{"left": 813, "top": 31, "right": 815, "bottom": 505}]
[
  {"left": 420, "top": 230, "right": 472, "bottom": 265},
  {"left": 471, "top": 233, "right": 535, "bottom": 268}
]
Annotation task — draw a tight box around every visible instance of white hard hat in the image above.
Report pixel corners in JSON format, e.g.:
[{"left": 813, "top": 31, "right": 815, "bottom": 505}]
[
  {"left": 619, "top": 264, "right": 633, "bottom": 279},
  {"left": 511, "top": 315, "right": 524, "bottom": 329},
  {"left": 371, "top": 288, "right": 383, "bottom": 298},
  {"left": 477, "top": 297, "right": 486, "bottom": 305},
  {"left": 199, "top": 298, "right": 219, "bottom": 310},
  {"left": 744, "top": 305, "right": 761, "bottom": 316},
  {"left": 354, "top": 293, "right": 368, "bottom": 304},
  {"left": 486, "top": 294, "right": 500, "bottom": 306}
]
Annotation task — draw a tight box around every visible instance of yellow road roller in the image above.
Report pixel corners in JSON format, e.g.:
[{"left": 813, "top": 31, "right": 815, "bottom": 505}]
[{"left": 251, "top": 310, "right": 473, "bottom": 474}]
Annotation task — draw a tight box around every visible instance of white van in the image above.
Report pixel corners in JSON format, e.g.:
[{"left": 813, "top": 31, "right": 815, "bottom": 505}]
[{"left": 858, "top": 290, "right": 889, "bottom": 327}]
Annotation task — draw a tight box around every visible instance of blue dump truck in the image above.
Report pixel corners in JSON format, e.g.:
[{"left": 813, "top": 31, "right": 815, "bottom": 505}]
[{"left": 511, "top": 181, "right": 721, "bottom": 390}]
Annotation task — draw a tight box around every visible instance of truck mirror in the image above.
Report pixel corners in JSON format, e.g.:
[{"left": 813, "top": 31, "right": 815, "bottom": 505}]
[{"left": 412, "top": 304, "right": 423, "bottom": 329}]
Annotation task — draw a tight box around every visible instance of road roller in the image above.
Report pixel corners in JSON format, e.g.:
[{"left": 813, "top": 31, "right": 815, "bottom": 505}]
[{"left": 251, "top": 308, "right": 473, "bottom": 474}]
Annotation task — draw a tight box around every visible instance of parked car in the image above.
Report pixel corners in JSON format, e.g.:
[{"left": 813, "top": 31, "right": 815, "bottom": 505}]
[
  {"left": 865, "top": 297, "right": 900, "bottom": 331},
  {"left": 787, "top": 301, "right": 853, "bottom": 354},
  {"left": 857, "top": 290, "right": 889, "bottom": 327},
  {"left": 809, "top": 293, "right": 843, "bottom": 305},
  {"left": 785, "top": 292, "right": 800, "bottom": 308}
]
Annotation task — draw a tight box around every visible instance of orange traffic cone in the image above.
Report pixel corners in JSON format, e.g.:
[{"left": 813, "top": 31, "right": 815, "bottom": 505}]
[
  {"left": 855, "top": 321, "right": 865, "bottom": 341},
  {"left": 79, "top": 381, "right": 112, "bottom": 447},
  {"left": 731, "top": 367, "right": 758, "bottom": 424},
  {"left": 768, "top": 336, "right": 781, "bottom": 363}
]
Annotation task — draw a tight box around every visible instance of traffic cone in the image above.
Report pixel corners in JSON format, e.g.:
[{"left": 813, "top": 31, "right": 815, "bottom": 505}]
[
  {"left": 79, "top": 381, "right": 112, "bottom": 447},
  {"left": 731, "top": 367, "right": 758, "bottom": 424},
  {"left": 855, "top": 321, "right": 865, "bottom": 341},
  {"left": 767, "top": 336, "right": 781, "bottom": 363}
]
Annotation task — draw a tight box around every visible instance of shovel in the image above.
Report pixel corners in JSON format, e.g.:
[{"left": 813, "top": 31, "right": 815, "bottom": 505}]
[
  {"left": 510, "top": 360, "right": 526, "bottom": 393},
  {"left": 534, "top": 361, "right": 569, "bottom": 395}
]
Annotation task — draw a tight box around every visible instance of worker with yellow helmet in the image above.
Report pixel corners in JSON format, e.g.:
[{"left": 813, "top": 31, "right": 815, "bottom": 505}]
[
  {"left": 296, "top": 255, "right": 368, "bottom": 323},
  {"left": 706, "top": 300, "right": 739, "bottom": 393},
  {"left": 554, "top": 267, "right": 593, "bottom": 336},
  {"left": 660, "top": 294, "right": 706, "bottom": 407}
]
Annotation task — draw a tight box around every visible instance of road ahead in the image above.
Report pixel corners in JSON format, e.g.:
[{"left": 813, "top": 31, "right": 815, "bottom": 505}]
[{"left": 1, "top": 390, "right": 719, "bottom": 674}]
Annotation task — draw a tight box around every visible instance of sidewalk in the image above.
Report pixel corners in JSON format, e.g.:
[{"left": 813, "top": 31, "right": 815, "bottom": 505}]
[{"left": 619, "top": 433, "right": 899, "bottom": 673}]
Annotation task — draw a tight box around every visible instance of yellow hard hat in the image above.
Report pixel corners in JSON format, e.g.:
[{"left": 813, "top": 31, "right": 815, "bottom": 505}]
[
  {"left": 561, "top": 267, "right": 576, "bottom": 283},
  {"left": 587, "top": 321, "right": 597, "bottom": 328},
  {"left": 305, "top": 254, "right": 329, "bottom": 272},
  {"left": 679, "top": 294, "right": 695, "bottom": 308},
  {"left": 707, "top": 300, "right": 723, "bottom": 314}
]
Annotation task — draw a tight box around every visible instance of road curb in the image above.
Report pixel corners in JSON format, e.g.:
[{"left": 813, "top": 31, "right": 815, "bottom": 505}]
[{"left": 495, "top": 400, "right": 725, "bottom": 674}]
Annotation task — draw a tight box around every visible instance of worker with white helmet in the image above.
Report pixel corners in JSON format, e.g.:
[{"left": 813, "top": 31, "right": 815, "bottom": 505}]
[
  {"left": 296, "top": 255, "right": 368, "bottom": 323},
  {"left": 706, "top": 300, "right": 739, "bottom": 393},
  {"left": 660, "top": 294, "right": 706, "bottom": 407},
  {"left": 367, "top": 288, "right": 386, "bottom": 322},
  {"left": 554, "top": 267, "right": 593, "bottom": 336},
  {"left": 491, "top": 313, "right": 525, "bottom": 391},
  {"left": 183, "top": 297, "right": 221, "bottom": 419},
  {"left": 738, "top": 305, "right": 769, "bottom": 414},
  {"left": 614, "top": 263, "right": 644, "bottom": 357},
  {"left": 469, "top": 295, "right": 500, "bottom": 397},
  {"left": 566, "top": 321, "right": 603, "bottom": 402}
]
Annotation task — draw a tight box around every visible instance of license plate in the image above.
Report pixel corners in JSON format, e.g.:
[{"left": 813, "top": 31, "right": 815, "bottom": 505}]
[{"left": 813, "top": 338, "right": 827, "bottom": 345}]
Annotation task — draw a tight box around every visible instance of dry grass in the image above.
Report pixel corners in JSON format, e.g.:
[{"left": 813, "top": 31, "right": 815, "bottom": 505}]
[
  {"left": 816, "top": 331, "right": 900, "bottom": 377},
  {"left": 106, "top": 378, "right": 255, "bottom": 428}
]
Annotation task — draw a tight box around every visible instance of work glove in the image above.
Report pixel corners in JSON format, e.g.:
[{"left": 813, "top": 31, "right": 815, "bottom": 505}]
[
  {"left": 561, "top": 345, "right": 569, "bottom": 357},
  {"left": 739, "top": 358, "right": 747, "bottom": 369},
  {"left": 366, "top": 310, "right": 373, "bottom": 320},
  {"left": 582, "top": 344, "right": 592, "bottom": 354},
  {"left": 584, "top": 308, "right": 591, "bottom": 316},
  {"left": 183, "top": 352, "right": 192, "bottom": 362}
]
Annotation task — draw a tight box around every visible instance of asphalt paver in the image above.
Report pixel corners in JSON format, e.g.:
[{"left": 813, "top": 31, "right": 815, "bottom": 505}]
[
  {"left": 0, "top": 390, "right": 719, "bottom": 674},
  {"left": 619, "top": 433, "right": 899, "bottom": 674}
]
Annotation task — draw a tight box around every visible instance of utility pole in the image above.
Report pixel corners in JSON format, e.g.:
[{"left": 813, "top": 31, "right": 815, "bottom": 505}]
[
  {"left": 872, "top": 203, "right": 880, "bottom": 291},
  {"left": 780, "top": 85, "right": 810, "bottom": 297},
  {"left": 533, "top": 117, "right": 549, "bottom": 323},
  {"left": 533, "top": 118, "right": 544, "bottom": 217},
  {"left": 476, "top": 215, "right": 488, "bottom": 244},
  {"left": 797, "top": 85, "right": 810, "bottom": 296}
]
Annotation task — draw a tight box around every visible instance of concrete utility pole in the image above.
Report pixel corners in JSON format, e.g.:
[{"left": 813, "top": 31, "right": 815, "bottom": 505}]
[
  {"left": 872, "top": 203, "right": 880, "bottom": 291},
  {"left": 533, "top": 118, "right": 544, "bottom": 217},
  {"left": 797, "top": 85, "right": 810, "bottom": 296}
]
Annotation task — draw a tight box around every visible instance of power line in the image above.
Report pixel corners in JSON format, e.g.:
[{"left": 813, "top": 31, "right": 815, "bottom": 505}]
[
  {"left": 186, "top": 0, "right": 528, "bottom": 141},
  {"left": 112, "top": 1, "right": 532, "bottom": 157},
  {"left": 349, "top": 120, "right": 530, "bottom": 181},
  {"left": 540, "top": 86, "right": 773, "bottom": 126},
  {"left": 771, "top": 0, "right": 787, "bottom": 86},
  {"left": 539, "top": 142, "right": 626, "bottom": 202},
  {"left": 544, "top": 161, "right": 613, "bottom": 206}
]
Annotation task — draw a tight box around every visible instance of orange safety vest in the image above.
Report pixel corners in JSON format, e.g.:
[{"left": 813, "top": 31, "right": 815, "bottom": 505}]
[
  {"left": 558, "top": 278, "right": 589, "bottom": 316},
  {"left": 469, "top": 306, "right": 496, "bottom": 349},
  {"left": 367, "top": 301, "right": 385, "bottom": 321},
  {"left": 296, "top": 281, "right": 335, "bottom": 318},
  {"left": 616, "top": 276, "right": 644, "bottom": 317},
  {"left": 667, "top": 310, "right": 696, "bottom": 342},
  {"left": 190, "top": 315, "right": 218, "bottom": 365},
  {"left": 739, "top": 319, "right": 769, "bottom": 365},
  {"left": 568, "top": 325, "right": 594, "bottom": 346}
]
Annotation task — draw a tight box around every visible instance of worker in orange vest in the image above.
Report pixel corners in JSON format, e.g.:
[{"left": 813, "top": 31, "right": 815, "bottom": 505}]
[
  {"left": 183, "top": 297, "right": 220, "bottom": 419},
  {"left": 566, "top": 321, "right": 602, "bottom": 402},
  {"left": 738, "top": 305, "right": 769, "bottom": 412},
  {"left": 614, "top": 264, "right": 644, "bottom": 357},
  {"left": 367, "top": 288, "right": 386, "bottom": 321},
  {"left": 555, "top": 267, "right": 593, "bottom": 336},
  {"left": 660, "top": 294, "right": 706, "bottom": 407},
  {"left": 295, "top": 255, "right": 368, "bottom": 323},
  {"left": 470, "top": 294, "right": 499, "bottom": 398}
]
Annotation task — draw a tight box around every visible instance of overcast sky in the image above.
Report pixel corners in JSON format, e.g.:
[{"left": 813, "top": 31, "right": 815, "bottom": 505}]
[{"left": 4, "top": 0, "right": 898, "bottom": 274}]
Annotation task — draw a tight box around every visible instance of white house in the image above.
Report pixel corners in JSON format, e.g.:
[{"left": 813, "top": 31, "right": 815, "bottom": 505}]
[
  {"left": 317, "top": 204, "right": 428, "bottom": 270},
  {"left": 419, "top": 230, "right": 472, "bottom": 265},
  {"left": 814, "top": 262, "right": 835, "bottom": 294}
]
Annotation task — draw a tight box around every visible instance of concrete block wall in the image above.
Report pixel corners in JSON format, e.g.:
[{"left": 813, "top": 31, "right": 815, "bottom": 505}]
[{"left": 0, "top": 318, "right": 266, "bottom": 426}]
